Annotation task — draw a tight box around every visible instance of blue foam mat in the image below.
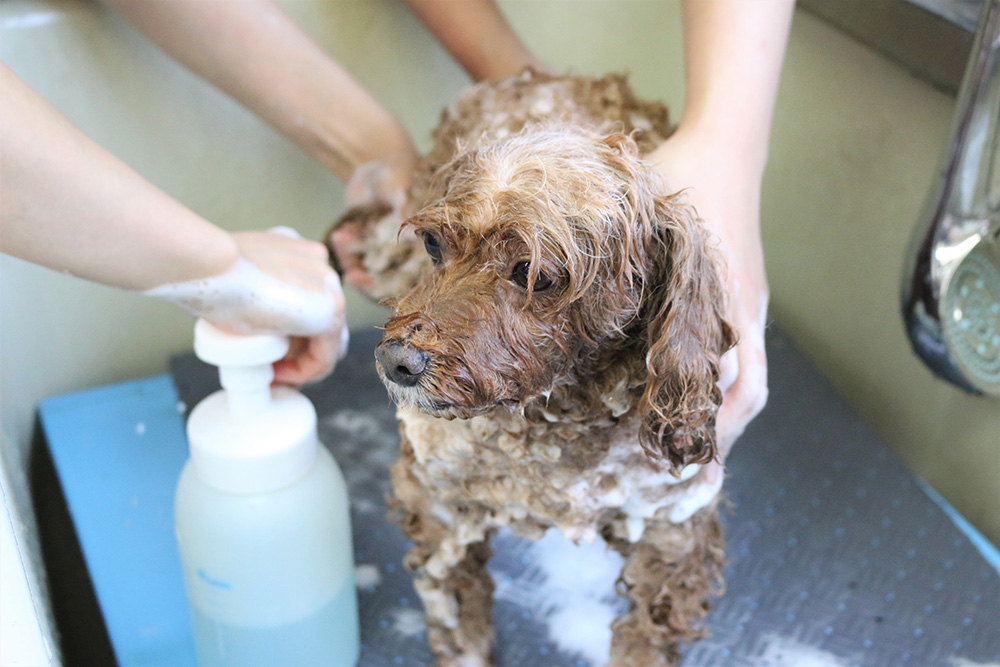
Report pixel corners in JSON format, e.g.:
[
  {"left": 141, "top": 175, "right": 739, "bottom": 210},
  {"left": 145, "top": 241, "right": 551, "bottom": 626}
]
[{"left": 39, "top": 375, "right": 197, "bottom": 666}]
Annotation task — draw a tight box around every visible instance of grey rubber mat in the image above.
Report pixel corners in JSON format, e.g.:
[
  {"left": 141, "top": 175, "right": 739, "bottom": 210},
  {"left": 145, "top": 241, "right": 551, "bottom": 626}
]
[{"left": 171, "top": 327, "right": 1000, "bottom": 667}]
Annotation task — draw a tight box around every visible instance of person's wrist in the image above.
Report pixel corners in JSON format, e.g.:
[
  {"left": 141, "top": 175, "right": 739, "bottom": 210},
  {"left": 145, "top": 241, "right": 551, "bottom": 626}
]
[
  {"left": 474, "top": 51, "right": 547, "bottom": 81},
  {"left": 140, "top": 221, "right": 239, "bottom": 291},
  {"left": 379, "top": 143, "right": 419, "bottom": 195},
  {"left": 671, "top": 116, "right": 770, "bottom": 183},
  {"left": 343, "top": 123, "right": 417, "bottom": 194},
  {"left": 194, "top": 229, "right": 240, "bottom": 280},
  {"left": 345, "top": 140, "right": 418, "bottom": 209},
  {"left": 295, "top": 101, "right": 416, "bottom": 184}
]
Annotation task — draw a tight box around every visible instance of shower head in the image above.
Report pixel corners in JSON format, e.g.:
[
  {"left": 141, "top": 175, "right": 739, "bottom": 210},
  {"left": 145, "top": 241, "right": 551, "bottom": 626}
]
[{"left": 902, "top": 0, "right": 1000, "bottom": 397}]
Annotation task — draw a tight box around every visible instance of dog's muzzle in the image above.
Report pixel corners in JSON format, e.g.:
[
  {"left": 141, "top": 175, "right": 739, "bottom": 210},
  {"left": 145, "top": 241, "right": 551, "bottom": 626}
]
[{"left": 376, "top": 339, "right": 430, "bottom": 387}]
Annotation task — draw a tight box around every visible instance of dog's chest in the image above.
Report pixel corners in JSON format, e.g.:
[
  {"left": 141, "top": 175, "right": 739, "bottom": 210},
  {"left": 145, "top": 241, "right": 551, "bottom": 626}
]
[{"left": 397, "top": 407, "right": 699, "bottom": 543}]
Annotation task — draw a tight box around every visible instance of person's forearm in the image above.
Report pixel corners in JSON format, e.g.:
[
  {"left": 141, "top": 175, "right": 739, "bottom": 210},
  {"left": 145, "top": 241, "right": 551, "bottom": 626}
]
[
  {"left": 403, "top": 0, "right": 541, "bottom": 81},
  {"left": 0, "top": 65, "right": 237, "bottom": 291},
  {"left": 101, "top": 0, "right": 415, "bottom": 180},
  {"left": 679, "top": 0, "right": 795, "bottom": 175}
]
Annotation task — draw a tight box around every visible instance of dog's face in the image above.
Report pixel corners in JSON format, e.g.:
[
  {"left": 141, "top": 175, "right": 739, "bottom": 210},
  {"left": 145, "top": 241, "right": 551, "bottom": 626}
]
[{"left": 375, "top": 126, "right": 734, "bottom": 469}]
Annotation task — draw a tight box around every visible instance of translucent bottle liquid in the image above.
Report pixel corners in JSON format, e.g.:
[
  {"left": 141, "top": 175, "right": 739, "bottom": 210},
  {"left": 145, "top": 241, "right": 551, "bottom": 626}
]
[{"left": 175, "top": 319, "right": 359, "bottom": 667}]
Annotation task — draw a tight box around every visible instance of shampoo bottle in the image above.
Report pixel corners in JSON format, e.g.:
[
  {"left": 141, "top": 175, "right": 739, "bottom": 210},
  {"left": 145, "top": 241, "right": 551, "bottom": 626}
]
[{"left": 175, "top": 319, "right": 359, "bottom": 667}]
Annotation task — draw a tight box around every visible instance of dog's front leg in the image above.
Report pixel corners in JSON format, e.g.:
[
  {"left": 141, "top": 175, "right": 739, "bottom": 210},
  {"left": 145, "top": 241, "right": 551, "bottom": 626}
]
[
  {"left": 412, "top": 536, "right": 495, "bottom": 667},
  {"left": 389, "top": 439, "right": 497, "bottom": 667},
  {"left": 606, "top": 502, "right": 725, "bottom": 666}
]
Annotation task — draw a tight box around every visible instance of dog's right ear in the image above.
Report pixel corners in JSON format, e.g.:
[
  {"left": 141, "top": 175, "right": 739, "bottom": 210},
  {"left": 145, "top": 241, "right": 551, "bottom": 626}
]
[{"left": 635, "top": 192, "right": 736, "bottom": 472}]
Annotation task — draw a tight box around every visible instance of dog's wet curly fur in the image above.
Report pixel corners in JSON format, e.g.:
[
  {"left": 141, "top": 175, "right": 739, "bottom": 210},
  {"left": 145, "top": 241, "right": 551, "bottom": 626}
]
[{"left": 329, "top": 69, "right": 735, "bottom": 666}]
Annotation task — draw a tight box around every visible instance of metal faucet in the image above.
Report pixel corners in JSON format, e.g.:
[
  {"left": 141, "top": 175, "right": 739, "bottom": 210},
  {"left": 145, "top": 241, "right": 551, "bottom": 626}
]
[{"left": 902, "top": 0, "right": 1000, "bottom": 396}]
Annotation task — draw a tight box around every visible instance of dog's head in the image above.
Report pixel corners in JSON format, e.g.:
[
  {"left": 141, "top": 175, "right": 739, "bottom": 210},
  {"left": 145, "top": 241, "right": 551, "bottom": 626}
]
[{"left": 375, "top": 125, "right": 734, "bottom": 469}]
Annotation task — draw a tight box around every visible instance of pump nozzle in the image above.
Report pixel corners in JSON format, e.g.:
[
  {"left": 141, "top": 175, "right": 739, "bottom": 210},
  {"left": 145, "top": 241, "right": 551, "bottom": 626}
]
[
  {"left": 186, "top": 319, "right": 319, "bottom": 494},
  {"left": 193, "top": 319, "right": 289, "bottom": 422}
]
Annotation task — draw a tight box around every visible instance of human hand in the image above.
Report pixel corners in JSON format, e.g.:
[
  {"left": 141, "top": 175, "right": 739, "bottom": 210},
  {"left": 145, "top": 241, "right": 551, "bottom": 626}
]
[
  {"left": 649, "top": 128, "right": 770, "bottom": 519},
  {"left": 327, "top": 160, "right": 413, "bottom": 292},
  {"left": 145, "top": 227, "right": 348, "bottom": 385}
]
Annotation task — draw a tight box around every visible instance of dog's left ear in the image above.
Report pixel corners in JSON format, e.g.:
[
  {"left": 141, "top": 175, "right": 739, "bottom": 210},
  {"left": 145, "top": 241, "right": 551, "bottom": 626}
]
[{"left": 633, "top": 173, "right": 736, "bottom": 472}]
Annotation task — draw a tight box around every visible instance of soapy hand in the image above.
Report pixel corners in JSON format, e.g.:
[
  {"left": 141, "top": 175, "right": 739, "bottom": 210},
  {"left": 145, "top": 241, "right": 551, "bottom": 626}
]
[
  {"left": 650, "top": 128, "right": 770, "bottom": 522},
  {"left": 328, "top": 160, "right": 413, "bottom": 292},
  {"left": 145, "top": 227, "right": 348, "bottom": 385}
]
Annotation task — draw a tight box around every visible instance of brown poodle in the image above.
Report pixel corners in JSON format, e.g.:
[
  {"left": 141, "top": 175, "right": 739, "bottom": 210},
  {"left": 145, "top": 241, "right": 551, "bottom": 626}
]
[{"left": 329, "top": 69, "right": 734, "bottom": 667}]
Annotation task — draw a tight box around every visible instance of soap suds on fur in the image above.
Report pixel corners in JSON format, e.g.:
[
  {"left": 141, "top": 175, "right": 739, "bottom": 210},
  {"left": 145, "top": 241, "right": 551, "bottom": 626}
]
[{"left": 494, "top": 528, "right": 625, "bottom": 665}]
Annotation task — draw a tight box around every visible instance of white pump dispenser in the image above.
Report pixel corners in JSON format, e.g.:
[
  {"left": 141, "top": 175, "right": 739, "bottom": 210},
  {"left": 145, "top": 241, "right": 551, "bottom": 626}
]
[{"left": 175, "top": 319, "right": 359, "bottom": 667}]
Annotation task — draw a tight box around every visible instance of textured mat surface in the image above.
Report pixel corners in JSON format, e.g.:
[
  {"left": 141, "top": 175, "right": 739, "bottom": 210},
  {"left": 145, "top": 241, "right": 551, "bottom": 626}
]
[{"left": 170, "top": 327, "right": 1000, "bottom": 667}]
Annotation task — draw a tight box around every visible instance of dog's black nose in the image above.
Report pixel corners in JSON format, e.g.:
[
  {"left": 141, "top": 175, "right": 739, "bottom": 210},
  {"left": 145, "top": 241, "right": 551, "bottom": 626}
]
[{"left": 376, "top": 340, "right": 429, "bottom": 387}]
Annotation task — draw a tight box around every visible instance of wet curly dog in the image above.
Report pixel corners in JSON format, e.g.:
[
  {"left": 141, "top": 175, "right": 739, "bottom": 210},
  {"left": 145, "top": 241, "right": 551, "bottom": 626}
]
[{"left": 330, "top": 69, "right": 734, "bottom": 666}]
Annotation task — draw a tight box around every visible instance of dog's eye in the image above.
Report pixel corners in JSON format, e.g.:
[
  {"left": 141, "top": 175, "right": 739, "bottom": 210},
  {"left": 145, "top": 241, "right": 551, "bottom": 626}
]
[
  {"left": 422, "top": 232, "right": 443, "bottom": 265},
  {"left": 511, "top": 262, "right": 553, "bottom": 292}
]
